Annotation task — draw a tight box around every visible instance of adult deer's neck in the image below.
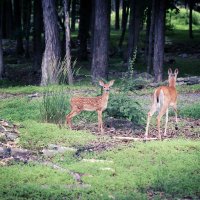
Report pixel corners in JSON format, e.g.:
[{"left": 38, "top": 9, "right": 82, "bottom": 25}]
[{"left": 169, "top": 79, "right": 176, "bottom": 88}]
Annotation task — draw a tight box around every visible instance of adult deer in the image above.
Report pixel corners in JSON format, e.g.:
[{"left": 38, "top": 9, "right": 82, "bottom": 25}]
[
  {"left": 145, "top": 68, "right": 178, "bottom": 140},
  {"left": 66, "top": 80, "right": 115, "bottom": 133}
]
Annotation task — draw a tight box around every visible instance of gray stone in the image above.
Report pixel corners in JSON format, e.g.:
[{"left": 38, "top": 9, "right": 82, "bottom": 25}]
[{"left": 5, "top": 132, "right": 18, "bottom": 141}]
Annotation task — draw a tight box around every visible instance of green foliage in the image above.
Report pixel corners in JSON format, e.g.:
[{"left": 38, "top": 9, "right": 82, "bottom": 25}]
[
  {"left": 20, "top": 120, "right": 95, "bottom": 150},
  {"left": 107, "top": 93, "right": 145, "bottom": 125},
  {"left": 0, "top": 97, "right": 40, "bottom": 122},
  {"left": 40, "top": 86, "right": 70, "bottom": 124},
  {"left": 179, "top": 102, "right": 200, "bottom": 119}
]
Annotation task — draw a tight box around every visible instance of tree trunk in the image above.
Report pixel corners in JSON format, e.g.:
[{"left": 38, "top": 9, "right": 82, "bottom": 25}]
[
  {"left": 115, "top": 0, "right": 120, "bottom": 30},
  {"left": 2, "top": 0, "right": 13, "bottom": 39},
  {"left": 23, "top": 0, "right": 31, "bottom": 58},
  {"left": 78, "top": 0, "right": 92, "bottom": 61},
  {"left": 71, "top": 0, "right": 76, "bottom": 31},
  {"left": 0, "top": 10, "right": 4, "bottom": 79},
  {"left": 41, "top": 0, "right": 61, "bottom": 85},
  {"left": 118, "top": 0, "right": 129, "bottom": 48},
  {"left": 33, "top": 0, "right": 43, "bottom": 70},
  {"left": 14, "top": 0, "right": 24, "bottom": 55},
  {"left": 153, "top": 0, "right": 166, "bottom": 82},
  {"left": 188, "top": 0, "right": 194, "bottom": 39},
  {"left": 63, "top": 0, "right": 73, "bottom": 85},
  {"left": 147, "top": 0, "right": 155, "bottom": 74},
  {"left": 91, "top": 0, "right": 110, "bottom": 83},
  {"left": 127, "top": 0, "right": 143, "bottom": 69}
]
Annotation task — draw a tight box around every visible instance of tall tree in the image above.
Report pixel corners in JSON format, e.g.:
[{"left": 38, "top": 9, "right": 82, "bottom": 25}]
[
  {"left": 115, "top": 0, "right": 120, "bottom": 30},
  {"left": 146, "top": 0, "right": 156, "bottom": 74},
  {"left": 23, "top": 0, "right": 32, "bottom": 58},
  {"left": 2, "top": 0, "right": 13, "bottom": 39},
  {"left": 78, "top": 0, "right": 92, "bottom": 60},
  {"left": 91, "top": 0, "right": 110, "bottom": 83},
  {"left": 127, "top": 0, "right": 144, "bottom": 68},
  {"left": 41, "top": 0, "right": 61, "bottom": 85},
  {"left": 33, "top": 0, "right": 43, "bottom": 70},
  {"left": 14, "top": 0, "right": 24, "bottom": 55},
  {"left": 0, "top": 3, "right": 4, "bottom": 79},
  {"left": 118, "top": 0, "right": 130, "bottom": 48},
  {"left": 63, "top": 0, "right": 73, "bottom": 84},
  {"left": 153, "top": 0, "right": 166, "bottom": 82},
  {"left": 71, "top": 0, "right": 76, "bottom": 31}
]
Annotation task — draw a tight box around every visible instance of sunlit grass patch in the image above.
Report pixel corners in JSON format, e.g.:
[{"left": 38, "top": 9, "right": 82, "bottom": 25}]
[{"left": 19, "top": 120, "right": 96, "bottom": 150}]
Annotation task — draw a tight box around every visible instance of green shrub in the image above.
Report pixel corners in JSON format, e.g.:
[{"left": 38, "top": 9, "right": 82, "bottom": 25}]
[
  {"left": 106, "top": 93, "right": 145, "bottom": 125},
  {"left": 179, "top": 103, "right": 200, "bottom": 119},
  {"left": 40, "top": 87, "right": 70, "bottom": 124}
]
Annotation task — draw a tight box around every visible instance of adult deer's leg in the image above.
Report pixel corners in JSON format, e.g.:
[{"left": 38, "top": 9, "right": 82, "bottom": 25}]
[
  {"left": 172, "top": 103, "right": 178, "bottom": 129},
  {"left": 164, "top": 108, "right": 169, "bottom": 136},
  {"left": 157, "top": 104, "right": 168, "bottom": 140},
  {"left": 145, "top": 103, "right": 157, "bottom": 138}
]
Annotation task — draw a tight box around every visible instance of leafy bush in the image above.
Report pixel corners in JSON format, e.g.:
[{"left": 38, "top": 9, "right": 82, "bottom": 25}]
[
  {"left": 106, "top": 93, "right": 145, "bottom": 125},
  {"left": 179, "top": 103, "right": 200, "bottom": 119},
  {"left": 40, "top": 87, "right": 70, "bottom": 124}
]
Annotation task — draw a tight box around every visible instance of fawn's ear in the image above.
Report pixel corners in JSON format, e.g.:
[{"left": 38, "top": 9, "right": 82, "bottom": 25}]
[
  {"left": 108, "top": 80, "right": 115, "bottom": 87},
  {"left": 168, "top": 68, "right": 172, "bottom": 76},
  {"left": 99, "top": 80, "right": 105, "bottom": 87},
  {"left": 174, "top": 68, "right": 179, "bottom": 76}
]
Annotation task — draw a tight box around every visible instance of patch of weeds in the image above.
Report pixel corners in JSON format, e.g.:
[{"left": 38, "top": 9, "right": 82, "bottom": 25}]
[
  {"left": 179, "top": 102, "right": 200, "bottom": 119},
  {"left": 19, "top": 120, "right": 95, "bottom": 150},
  {"left": 0, "top": 97, "right": 40, "bottom": 122}
]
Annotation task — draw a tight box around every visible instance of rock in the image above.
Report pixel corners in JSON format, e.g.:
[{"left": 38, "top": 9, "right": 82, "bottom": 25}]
[
  {"left": 134, "top": 72, "right": 153, "bottom": 80},
  {"left": 179, "top": 53, "right": 188, "bottom": 58},
  {"left": 5, "top": 132, "right": 18, "bottom": 141}
]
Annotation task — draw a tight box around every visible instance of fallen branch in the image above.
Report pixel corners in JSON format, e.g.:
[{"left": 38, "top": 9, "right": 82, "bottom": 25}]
[{"left": 112, "top": 136, "right": 158, "bottom": 141}]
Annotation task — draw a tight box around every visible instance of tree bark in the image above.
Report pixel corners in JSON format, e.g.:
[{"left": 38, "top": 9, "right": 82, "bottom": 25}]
[
  {"left": 153, "top": 0, "right": 166, "bottom": 82},
  {"left": 0, "top": 10, "right": 4, "bottom": 79},
  {"left": 115, "top": 0, "right": 120, "bottom": 30},
  {"left": 23, "top": 0, "right": 31, "bottom": 58},
  {"left": 188, "top": 0, "right": 194, "bottom": 39},
  {"left": 14, "top": 0, "right": 24, "bottom": 55},
  {"left": 41, "top": 0, "right": 61, "bottom": 85},
  {"left": 78, "top": 0, "right": 92, "bottom": 61},
  {"left": 91, "top": 0, "right": 110, "bottom": 83},
  {"left": 71, "top": 0, "right": 76, "bottom": 31},
  {"left": 118, "top": 0, "right": 129, "bottom": 48},
  {"left": 2, "top": 0, "right": 13, "bottom": 39},
  {"left": 63, "top": 0, "right": 73, "bottom": 85},
  {"left": 147, "top": 0, "right": 155, "bottom": 74},
  {"left": 33, "top": 0, "right": 43, "bottom": 70},
  {"left": 127, "top": 0, "right": 144, "bottom": 69}
]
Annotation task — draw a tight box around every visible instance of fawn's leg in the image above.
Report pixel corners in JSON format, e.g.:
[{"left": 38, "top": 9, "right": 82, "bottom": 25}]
[
  {"left": 97, "top": 111, "right": 103, "bottom": 133},
  {"left": 145, "top": 103, "right": 157, "bottom": 138},
  {"left": 66, "top": 109, "right": 81, "bottom": 128},
  {"left": 157, "top": 104, "right": 168, "bottom": 140}
]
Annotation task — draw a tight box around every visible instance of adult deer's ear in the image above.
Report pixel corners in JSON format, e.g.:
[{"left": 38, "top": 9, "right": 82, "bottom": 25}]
[
  {"left": 108, "top": 80, "right": 115, "bottom": 87},
  {"left": 168, "top": 68, "right": 172, "bottom": 76},
  {"left": 174, "top": 68, "right": 179, "bottom": 76},
  {"left": 99, "top": 80, "right": 105, "bottom": 87}
]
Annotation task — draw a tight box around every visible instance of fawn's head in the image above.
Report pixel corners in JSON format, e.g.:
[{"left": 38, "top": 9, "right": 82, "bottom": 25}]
[
  {"left": 99, "top": 80, "right": 115, "bottom": 93},
  {"left": 168, "top": 68, "right": 178, "bottom": 87}
]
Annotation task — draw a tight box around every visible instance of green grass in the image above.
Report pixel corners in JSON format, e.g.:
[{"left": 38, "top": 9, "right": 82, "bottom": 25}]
[{"left": 179, "top": 102, "right": 200, "bottom": 119}]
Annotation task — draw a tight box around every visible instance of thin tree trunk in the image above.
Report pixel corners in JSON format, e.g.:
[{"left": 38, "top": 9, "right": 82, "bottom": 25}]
[
  {"left": 118, "top": 0, "right": 129, "bottom": 48},
  {"left": 127, "top": 0, "right": 143, "bottom": 69},
  {"left": 189, "top": 0, "right": 194, "bottom": 39},
  {"left": 14, "top": 0, "right": 24, "bottom": 55},
  {"left": 78, "top": 0, "right": 92, "bottom": 61},
  {"left": 63, "top": 0, "right": 73, "bottom": 85},
  {"left": 33, "top": 0, "right": 43, "bottom": 70},
  {"left": 153, "top": 0, "right": 166, "bottom": 82},
  {"left": 71, "top": 0, "right": 76, "bottom": 31},
  {"left": 147, "top": 0, "right": 155, "bottom": 74},
  {"left": 0, "top": 9, "right": 3, "bottom": 79},
  {"left": 91, "top": 0, "right": 110, "bottom": 83},
  {"left": 41, "top": 0, "right": 61, "bottom": 85},
  {"left": 115, "top": 0, "right": 120, "bottom": 30},
  {"left": 23, "top": 0, "right": 31, "bottom": 58}
]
